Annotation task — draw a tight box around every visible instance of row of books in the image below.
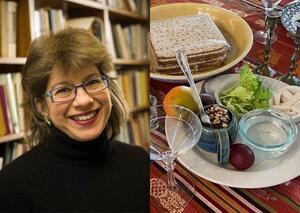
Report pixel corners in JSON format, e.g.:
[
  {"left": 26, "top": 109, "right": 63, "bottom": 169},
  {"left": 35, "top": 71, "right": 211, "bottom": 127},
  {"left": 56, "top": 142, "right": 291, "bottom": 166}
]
[
  {"left": 33, "top": 8, "right": 65, "bottom": 38},
  {"left": 31, "top": 7, "right": 149, "bottom": 61},
  {"left": 33, "top": 8, "right": 105, "bottom": 42},
  {"left": 0, "top": 73, "right": 24, "bottom": 136},
  {"left": 118, "top": 69, "right": 149, "bottom": 109},
  {"left": 0, "top": 141, "right": 29, "bottom": 169},
  {"left": 112, "top": 23, "right": 148, "bottom": 60},
  {"left": 108, "top": 0, "right": 149, "bottom": 16},
  {"left": 0, "top": 0, "right": 17, "bottom": 57},
  {"left": 119, "top": 112, "right": 149, "bottom": 149}
]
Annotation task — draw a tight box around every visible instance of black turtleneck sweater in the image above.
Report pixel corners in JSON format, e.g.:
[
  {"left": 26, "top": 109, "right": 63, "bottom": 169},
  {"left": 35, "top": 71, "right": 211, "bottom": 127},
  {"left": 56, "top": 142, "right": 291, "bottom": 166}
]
[{"left": 0, "top": 127, "right": 149, "bottom": 212}]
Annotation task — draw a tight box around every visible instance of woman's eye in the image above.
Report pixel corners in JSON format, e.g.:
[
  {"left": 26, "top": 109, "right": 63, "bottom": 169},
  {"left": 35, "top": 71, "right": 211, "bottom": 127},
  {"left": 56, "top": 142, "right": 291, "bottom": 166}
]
[
  {"left": 53, "top": 86, "right": 73, "bottom": 97},
  {"left": 85, "top": 79, "right": 103, "bottom": 90},
  {"left": 86, "top": 79, "right": 101, "bottom": 86}
]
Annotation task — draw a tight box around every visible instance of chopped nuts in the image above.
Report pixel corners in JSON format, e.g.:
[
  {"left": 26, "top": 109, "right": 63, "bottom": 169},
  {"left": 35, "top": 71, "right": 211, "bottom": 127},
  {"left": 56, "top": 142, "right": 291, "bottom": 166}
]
[{"left": 205, "top": 104, "right": 231, "bottom": 129}]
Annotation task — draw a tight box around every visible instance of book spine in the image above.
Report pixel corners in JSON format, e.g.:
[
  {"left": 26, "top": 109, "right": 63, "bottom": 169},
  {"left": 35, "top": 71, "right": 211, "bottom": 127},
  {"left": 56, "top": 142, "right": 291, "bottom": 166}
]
[
  {"left": 0, "top": 85, "right": 11, "bottom": 134},
  {"left": 7, "top": 1, "right": 17, "bottom": 58},
  {"left": 12, "top": 73, "right": 25, "bottom": 132},
  {"left": 33, "top": 10, "right": 42, "bottom": 38},
  {"left": 0, "top": 1, "right": 8, "bottom": 57},
  {"left": 0, "top": 157, "right": 3, "bottom": 170},
  {"left": 0, "top": 102, "right": 8, "bottom": 136},
  {"left": 5, "top": 73, "right": 20, "bottom": 134}
]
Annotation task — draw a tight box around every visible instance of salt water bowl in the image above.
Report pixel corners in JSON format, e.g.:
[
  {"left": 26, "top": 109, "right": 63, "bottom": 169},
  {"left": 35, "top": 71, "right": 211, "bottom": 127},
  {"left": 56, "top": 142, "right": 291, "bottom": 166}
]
[{"left": 238, "top": 109, "right": 297, "bottom": 159}]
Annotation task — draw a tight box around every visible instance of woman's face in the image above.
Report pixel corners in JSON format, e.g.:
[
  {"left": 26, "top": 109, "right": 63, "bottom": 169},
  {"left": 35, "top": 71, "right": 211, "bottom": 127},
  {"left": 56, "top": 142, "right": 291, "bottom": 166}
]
[{"left": 41, "top": 65, "right": 112, "bottom": 142}]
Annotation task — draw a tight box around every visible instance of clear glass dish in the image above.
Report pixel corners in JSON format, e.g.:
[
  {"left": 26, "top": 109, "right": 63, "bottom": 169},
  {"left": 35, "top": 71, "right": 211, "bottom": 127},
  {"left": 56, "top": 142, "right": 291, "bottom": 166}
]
[{"left": 239, "top": 109, "right": 297, "bottom": 159}]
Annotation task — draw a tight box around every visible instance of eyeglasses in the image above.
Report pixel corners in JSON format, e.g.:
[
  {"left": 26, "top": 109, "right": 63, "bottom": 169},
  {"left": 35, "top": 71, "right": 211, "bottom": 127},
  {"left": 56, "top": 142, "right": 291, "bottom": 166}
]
[{"left": 45, "top": 75, "right": 109, "bottom": 103}]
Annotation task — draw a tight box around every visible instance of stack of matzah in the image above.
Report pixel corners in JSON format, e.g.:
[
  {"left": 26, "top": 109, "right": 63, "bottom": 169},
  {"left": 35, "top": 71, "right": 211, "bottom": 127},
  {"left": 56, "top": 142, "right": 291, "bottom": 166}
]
[{"left": 150, "top": 14, "right": 230, "bottom": 75}]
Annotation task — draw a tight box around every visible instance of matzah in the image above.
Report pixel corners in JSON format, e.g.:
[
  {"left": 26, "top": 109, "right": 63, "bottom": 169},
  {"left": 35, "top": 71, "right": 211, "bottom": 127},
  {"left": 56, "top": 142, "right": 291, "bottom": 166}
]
[
  {"left": 150, "top": 49, "right": 227, "bottom": 75},
  {"left": 150, "top": 42, "right": 228, "bottom": 65},
  {"left": 150, "top": 14, "right": 229, "bottom": 59}
]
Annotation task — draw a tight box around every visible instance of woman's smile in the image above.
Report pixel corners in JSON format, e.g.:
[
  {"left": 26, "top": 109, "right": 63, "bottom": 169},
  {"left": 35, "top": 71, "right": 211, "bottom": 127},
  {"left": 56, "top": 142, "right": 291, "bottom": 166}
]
[{"left": 69, "top": 109, "right": 99, "bottom": 125}]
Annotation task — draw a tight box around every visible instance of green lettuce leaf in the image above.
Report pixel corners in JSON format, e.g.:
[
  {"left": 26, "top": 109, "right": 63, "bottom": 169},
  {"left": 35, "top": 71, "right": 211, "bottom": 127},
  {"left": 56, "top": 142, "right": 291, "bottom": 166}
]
[{"left": 219, "top": 64, "right": 272, "bottom": 118}]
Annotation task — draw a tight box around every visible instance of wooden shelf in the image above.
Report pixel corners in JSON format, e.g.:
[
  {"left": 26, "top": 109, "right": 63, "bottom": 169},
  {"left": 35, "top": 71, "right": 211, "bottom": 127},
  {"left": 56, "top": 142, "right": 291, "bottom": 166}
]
[
  {"left": 0, "top": 57, "right": 26, "bottom": 65},
  {"left": 113, "top": 58, "right": 148, "bottom": 65},
  {"left": 130, "top": 106, "right": 149, "bottom": 115},
  {"left": 108, "top": 7, "right": 148, "bottom": 22},
  {"left": 0, "top": 133, "right": 25, "bottom": 144},
  {"left": 66, "top": 0, "right": 105, "bottom": 10}
]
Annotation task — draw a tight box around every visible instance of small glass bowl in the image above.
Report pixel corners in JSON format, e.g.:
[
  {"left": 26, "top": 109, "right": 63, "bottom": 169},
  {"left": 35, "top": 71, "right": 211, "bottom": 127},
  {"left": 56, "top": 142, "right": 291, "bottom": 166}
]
[{"left": 239, "top": 109, "right": 298, "bottom": 159}]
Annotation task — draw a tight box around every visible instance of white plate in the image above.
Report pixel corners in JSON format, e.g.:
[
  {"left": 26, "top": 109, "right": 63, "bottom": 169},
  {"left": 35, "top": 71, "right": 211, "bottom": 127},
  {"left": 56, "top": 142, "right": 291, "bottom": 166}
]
[
  {"left": 178, "top": 74, "right": 300, "bottom": 188},
  {"left": 150, "top": 3, "right": 253, "bottom": 83},
  {"left": 281, "top": 1, "right": 300, "bottom": 34}
]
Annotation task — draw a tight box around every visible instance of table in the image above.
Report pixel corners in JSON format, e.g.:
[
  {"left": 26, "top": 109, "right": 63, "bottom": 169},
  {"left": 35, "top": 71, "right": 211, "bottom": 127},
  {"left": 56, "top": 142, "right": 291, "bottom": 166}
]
[{"left": 150, "top": 0, "right": 300, "bottom": 212}]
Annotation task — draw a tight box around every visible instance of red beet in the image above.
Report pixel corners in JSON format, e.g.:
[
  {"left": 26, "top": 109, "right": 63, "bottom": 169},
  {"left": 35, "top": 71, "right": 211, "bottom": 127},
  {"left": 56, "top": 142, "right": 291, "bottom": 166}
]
[{"left": 229, "top": 144, "right": 255, "bottom": 170}]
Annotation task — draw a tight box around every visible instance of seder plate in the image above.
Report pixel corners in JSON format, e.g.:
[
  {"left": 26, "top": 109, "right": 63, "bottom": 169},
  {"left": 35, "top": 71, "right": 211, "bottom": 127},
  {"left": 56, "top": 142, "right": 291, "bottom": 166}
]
[{"left": 178, "top": 74, "right": 300, "bottom": 188}]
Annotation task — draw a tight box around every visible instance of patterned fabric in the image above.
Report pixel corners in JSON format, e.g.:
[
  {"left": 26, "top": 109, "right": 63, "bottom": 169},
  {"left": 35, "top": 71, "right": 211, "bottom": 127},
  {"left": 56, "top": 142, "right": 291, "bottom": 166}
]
[
  {"left": 151, "top": 161, "right": 300, "bottom": 212},
  {"left": 150, "top": 0, "right": 300, "bottom": 212}
]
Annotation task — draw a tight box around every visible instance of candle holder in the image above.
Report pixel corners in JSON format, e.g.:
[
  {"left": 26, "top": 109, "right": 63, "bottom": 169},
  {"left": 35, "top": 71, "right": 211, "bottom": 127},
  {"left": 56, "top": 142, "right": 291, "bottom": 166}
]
[
  {"left": 278, "top": 19, "right": 300, "bottom": 85},
  {"left": 254, "top": 10, "right": 281, "bottom": 77}
]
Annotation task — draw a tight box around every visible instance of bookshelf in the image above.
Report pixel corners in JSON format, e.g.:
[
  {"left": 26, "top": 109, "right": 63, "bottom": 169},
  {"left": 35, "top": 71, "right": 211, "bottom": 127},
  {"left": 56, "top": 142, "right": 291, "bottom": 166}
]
[
  {"left": 0, "top": 0, "right": 149, "bottom": 167},
  {"left": 0, "top": 133, "right": 24, "bottom": 144}
]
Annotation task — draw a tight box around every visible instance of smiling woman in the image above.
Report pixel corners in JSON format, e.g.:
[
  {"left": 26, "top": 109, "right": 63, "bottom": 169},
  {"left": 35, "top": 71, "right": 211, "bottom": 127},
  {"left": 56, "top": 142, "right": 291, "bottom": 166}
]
[
  {"left": 0, "top": 28, "right": 149, "bottom": 212},
  {"left": 39, "top": 65, "right": 113, "bottom": 142}
]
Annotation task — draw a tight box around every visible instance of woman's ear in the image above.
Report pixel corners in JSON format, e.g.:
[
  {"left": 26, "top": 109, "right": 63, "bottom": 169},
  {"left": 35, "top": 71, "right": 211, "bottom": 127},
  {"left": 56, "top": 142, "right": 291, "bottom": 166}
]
[
  {"left": 35, "top": 98, "right": 52, "bottom": 126},
  {"left": 35, "top": 98, "right": 48, "bottom": 117}
]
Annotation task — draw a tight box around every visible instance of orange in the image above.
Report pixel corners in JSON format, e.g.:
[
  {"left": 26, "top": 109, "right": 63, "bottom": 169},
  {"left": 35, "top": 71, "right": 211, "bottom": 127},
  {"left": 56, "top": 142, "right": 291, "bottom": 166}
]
[{"left": 163, "top": 86, "right": 199, "bottom": 115}]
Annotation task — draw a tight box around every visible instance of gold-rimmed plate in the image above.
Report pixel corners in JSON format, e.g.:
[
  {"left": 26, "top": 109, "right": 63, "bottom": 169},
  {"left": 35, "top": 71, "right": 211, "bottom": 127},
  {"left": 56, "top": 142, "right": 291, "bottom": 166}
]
[{"left": 150, "top": 3, "right": 253, "bottom": 83}]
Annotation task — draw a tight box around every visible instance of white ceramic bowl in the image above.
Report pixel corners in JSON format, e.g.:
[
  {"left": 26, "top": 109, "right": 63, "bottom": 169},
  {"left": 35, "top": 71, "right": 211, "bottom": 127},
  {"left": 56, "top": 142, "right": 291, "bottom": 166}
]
[
  {"left": 212, "top": 74, "right": 288, "bottom": 118},
  {"left": 270, "top": 85, "right": 300, "bottom": 123}
]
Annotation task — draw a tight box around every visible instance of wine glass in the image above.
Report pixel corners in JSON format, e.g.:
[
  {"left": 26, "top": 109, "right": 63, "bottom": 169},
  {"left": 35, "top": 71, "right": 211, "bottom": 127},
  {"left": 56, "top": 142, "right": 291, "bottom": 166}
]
[
  {"left": 254, "top": 0, "right": 282, "bottom": 44},
  {"left": 150, "top": 105, "right": 202, "bottom": 212}
]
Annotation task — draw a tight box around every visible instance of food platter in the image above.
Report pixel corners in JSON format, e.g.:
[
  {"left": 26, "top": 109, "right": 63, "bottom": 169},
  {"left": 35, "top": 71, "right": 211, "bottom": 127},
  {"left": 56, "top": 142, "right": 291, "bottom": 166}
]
[
  {"left": 281, "top": 1, "right": 300, "bottom": 34},
  {"left": 150, "top": 3, "right": 253, "bottom": 83},
  {"left": 178, "top": 75, "right": 300, "bottom": 188}
]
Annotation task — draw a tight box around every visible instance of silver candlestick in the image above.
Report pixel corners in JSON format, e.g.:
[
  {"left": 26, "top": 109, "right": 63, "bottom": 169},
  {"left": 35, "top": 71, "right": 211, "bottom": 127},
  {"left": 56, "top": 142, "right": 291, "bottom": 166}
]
[
  {"left": 278, "top": 19, "right": 300, "bottom": 85},
  {"left": 254, "top": 9, "right": 281, "bottom": 77}
]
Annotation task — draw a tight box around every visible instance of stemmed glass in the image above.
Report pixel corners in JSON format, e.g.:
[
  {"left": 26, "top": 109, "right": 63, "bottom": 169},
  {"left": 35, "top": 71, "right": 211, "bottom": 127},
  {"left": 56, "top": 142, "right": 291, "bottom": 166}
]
[
  {"left": 150, "top": 105, "right": 202, "bottom": 212},
  {"left": 254, "top": 0, "right": 282, "bottom": 44}
]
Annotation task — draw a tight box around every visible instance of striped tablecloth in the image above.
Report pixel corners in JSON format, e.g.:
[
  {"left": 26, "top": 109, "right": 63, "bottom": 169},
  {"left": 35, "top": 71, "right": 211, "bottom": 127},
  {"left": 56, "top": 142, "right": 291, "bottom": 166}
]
[
  {"left": 150, "top": 0, "right": 300, "bottom": 212},
  {"left": 151, "top": 161, "right": 300, "bottom": 212}
]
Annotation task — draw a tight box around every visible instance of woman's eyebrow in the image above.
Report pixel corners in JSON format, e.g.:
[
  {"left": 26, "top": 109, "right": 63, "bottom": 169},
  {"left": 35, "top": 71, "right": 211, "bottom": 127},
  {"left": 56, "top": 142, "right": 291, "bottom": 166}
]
[
  {"left": 50, "top": 81, "right": 73, "bottom": 89},
  {"left": 50, "top": 74, "right": 101, "bottom": 89},
  {"left": 83, "top": 74, "right": 101, "bottom": 80}
]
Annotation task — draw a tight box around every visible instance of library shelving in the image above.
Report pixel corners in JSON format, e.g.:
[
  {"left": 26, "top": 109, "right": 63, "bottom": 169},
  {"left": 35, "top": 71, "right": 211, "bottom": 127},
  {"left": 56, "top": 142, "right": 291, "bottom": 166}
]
[{"left": 0, "top": 0, "right": 150, "bottom": 168}]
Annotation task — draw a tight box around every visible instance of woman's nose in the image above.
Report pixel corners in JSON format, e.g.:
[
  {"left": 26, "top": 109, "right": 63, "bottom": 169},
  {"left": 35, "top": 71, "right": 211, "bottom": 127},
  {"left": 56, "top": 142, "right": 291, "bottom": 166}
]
[{"left": 72, "top": 87, "right": 94, "bottom": 107}]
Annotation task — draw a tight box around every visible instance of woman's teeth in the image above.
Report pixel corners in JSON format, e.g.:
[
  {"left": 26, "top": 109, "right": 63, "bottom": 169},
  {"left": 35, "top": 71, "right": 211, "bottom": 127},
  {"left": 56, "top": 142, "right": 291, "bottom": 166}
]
[{"left": 72, "top": 111, "right": 96, "bottom": 121}]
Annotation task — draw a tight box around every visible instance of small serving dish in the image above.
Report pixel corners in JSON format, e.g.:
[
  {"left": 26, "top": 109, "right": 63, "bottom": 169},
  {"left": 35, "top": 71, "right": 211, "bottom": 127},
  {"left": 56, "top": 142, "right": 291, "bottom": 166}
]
[
  {"left": 239, "top": 109, "right": 297, "bottom": 159},
  {"left": 270, "top": 85, "right": 300, "bottom": 123},
  {"left": 281, "top": 1, "right": 300, "bottom": 35},
  {"left": 212, "top": 73, "right": 286, "bottom": 119}
]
